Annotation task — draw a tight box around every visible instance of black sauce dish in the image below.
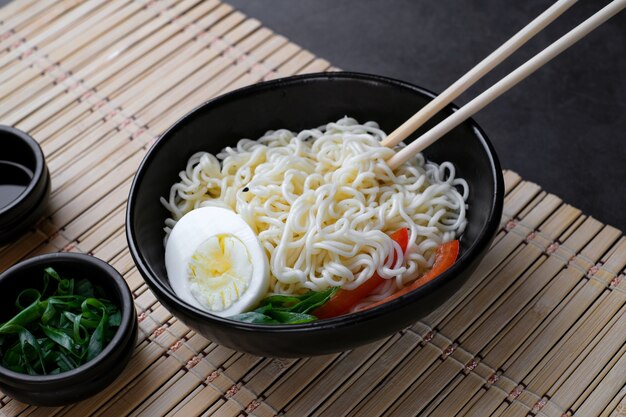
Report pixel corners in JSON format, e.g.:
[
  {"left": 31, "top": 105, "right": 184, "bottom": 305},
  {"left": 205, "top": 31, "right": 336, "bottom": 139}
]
[
  {"left": 0, "top": 126, "right": 50, "bottom": 245},
  {"left": 0, "top": 253, "right": 137, "bottom": 406},
  {"left": 126, "top": 72, "right": 504, "bottom": 357}
]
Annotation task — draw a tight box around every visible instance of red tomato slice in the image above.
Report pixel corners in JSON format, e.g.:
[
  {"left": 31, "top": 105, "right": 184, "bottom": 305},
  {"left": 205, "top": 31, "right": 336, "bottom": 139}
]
[
  {"left": 364, "top": 239, "right": 459, "bottom": 311},
  {"left": 313, "top": 228, "right": 409, "bottom": 319}
]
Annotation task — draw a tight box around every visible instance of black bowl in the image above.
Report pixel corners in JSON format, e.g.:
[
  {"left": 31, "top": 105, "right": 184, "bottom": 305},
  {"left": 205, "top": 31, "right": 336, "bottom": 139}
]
[
  {"left": 0, "top": 253, "right": 137, "bottom": 406},
  {"left": 126, "top": 72, "right": 503, "bottom": 357},
  {"left": 0, "top": 126, "right": 50, "bottom": 245}
]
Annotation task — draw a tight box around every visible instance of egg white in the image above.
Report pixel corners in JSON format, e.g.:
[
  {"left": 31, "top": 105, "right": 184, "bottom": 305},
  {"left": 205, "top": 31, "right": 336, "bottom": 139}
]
[{"left": 165, "top": 206, "right": 269, "bottom": 317}]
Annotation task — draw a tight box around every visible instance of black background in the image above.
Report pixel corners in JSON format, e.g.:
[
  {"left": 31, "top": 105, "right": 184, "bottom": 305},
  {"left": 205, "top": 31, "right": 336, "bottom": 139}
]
[{"left": 225, "top": 0, "right": 626, "bottom": 231}]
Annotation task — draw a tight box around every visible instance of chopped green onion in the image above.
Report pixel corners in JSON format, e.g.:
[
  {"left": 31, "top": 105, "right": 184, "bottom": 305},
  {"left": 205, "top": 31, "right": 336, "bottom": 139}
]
[
  {"left": 0, "top": 268, "right": 121, "bottom": 375},
  {"left": 230, "top": 287, "right": 337, "bottom": 324}
]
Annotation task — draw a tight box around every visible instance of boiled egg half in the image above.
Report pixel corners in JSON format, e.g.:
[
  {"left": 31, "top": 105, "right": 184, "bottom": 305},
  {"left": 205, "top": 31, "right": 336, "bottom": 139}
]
[{"left": 165, "top": 206, "right": 269, "bottom": 317}]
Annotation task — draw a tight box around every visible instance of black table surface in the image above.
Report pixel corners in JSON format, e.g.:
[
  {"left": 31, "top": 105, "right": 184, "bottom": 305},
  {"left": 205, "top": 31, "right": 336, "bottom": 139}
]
[
  {"left": 225, "top": 0, "right": 626, "bottom": 232},
  {"left": 2, "top": 0, "right": 625, "bottom": 231}
]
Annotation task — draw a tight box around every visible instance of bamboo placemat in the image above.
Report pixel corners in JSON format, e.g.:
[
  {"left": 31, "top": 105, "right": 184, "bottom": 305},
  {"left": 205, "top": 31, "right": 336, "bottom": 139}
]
[{"left": 1, "top": 1, "right": 625, "bottom": 416}]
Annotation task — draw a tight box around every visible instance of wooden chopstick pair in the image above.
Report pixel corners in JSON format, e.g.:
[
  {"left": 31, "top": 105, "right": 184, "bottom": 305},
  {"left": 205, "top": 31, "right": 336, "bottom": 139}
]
[{"left": 384, "top": 0, "right": 626, "bottom": 170}]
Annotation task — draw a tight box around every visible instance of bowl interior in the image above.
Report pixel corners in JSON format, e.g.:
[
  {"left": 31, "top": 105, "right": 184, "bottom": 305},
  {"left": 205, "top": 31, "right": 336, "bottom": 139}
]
[
  {"left": 129, "top": 72, "right": 500, "bottom": 324},
  {"left": 0, "top": 128, "right": 37, "bottom": 174},
  {"left": 0, "top": 127, "right": 48, "bottom": 236}
]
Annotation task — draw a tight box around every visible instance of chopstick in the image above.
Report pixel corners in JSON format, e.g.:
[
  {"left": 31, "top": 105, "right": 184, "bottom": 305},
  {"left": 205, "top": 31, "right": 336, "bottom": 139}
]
[
  {"left": 386, "top": 0, "right": 626, "bottom": 170},
  {"left": 381, "top": 0, "right": 578, "bottom": 149}
]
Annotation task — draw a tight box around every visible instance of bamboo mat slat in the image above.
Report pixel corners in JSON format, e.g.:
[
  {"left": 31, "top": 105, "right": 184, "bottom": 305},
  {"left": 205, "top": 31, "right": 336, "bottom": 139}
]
[{"left": 1, "top": 1, "right": 625, "bottom": 416}]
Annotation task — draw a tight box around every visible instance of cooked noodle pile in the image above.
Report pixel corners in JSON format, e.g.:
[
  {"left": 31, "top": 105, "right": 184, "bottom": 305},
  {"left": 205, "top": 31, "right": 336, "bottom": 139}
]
[{"left": 161, "top": 117, "right": 468, "bottom": 300}]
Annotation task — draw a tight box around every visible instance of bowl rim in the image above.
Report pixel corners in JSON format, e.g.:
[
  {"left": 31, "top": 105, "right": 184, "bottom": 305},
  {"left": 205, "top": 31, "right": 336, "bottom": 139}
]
[
  {"left": 0, "top": 125, "right": 46, "bottom": 222},
  {"left": 0, "top": 252, "right": 135, "bottom": 383},
  {"left": 126, "top": 71, "right": 504, "bottom": 333}
]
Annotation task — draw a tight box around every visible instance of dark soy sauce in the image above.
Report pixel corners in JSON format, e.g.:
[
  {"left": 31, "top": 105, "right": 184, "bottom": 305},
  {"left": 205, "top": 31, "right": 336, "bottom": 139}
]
[{"left": 0, "top": 160, "right": 33, "bottom": 209}]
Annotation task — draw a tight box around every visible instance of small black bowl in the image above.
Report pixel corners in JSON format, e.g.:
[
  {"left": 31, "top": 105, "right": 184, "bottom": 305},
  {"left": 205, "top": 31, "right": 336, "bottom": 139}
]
[
  {"left": 0, "top": 126, "right": 50, "bottom": 245},
  {"left": 127, "top": 72, "right": 504, "bottom": 357},
  {"left": 0, "top": 253, "right": 137, "bottom": 406}
]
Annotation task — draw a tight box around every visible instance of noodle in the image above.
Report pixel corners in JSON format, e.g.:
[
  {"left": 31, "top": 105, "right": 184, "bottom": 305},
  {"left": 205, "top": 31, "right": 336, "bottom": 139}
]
[{"left": 161, "top": 117, "right": 468, "bottom": 298}]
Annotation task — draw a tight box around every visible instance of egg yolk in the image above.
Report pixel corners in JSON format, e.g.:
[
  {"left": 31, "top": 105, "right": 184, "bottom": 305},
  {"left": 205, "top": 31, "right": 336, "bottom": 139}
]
[{"left": 187, "top": 234, "right": 253, "bottom": 311}]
